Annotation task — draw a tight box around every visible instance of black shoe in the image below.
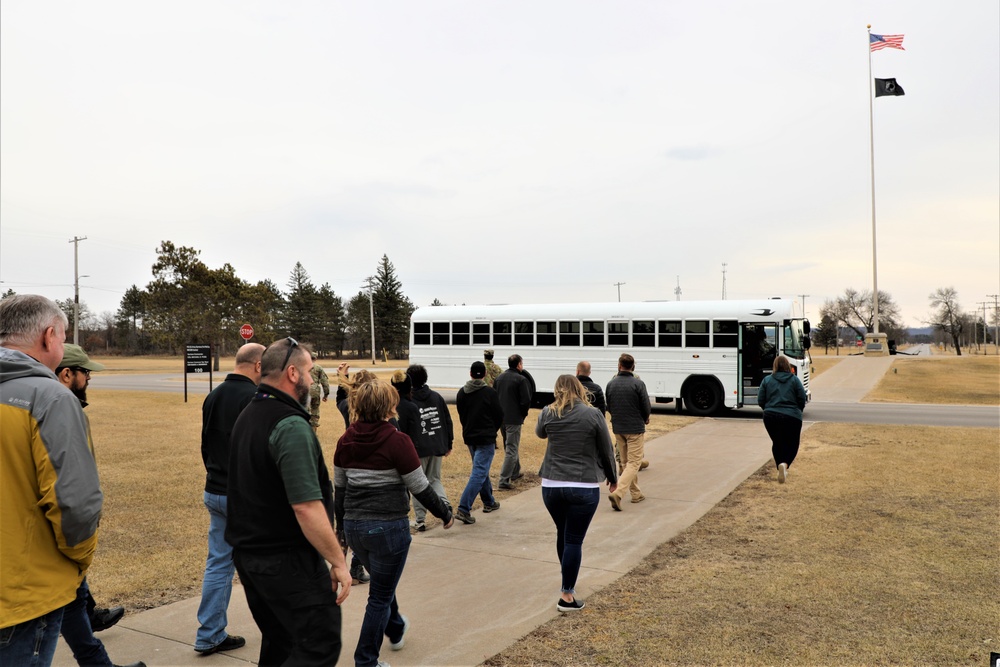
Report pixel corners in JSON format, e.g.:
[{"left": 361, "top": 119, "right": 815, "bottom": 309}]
[
  {"left": 90, "top": 606, "right": 124, "bottom": 632},
  {"left": 113, "top": 662, "right": 146, "bottom": 667},
  {"left": 498, "top": 482, "right": 514, "bottom": 490},
  {"left": 195, "top": 634, "right": 246, "bottom": 655},
  {"left": 455, "top": 509, "right": 476, "bottom": 524},
  {"left": 511, "top": 472, "right": 524, "bottom": 482},
  {"left": 557, "top": 598, "right": 586, "bottom": 612},
  {"left": 415, "top": 521, "right": 427, "bottom": 532},
  {"left": 482, "top": 501, "right": 501, "bottom": 513},
  {"left": 351, "top": 563, "right": 370, "bottom": 584}
]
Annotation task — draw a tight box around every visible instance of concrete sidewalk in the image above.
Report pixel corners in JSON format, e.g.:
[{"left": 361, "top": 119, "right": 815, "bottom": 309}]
[{"left": 54, "top": 356, "right": 888, "bottom": 667}]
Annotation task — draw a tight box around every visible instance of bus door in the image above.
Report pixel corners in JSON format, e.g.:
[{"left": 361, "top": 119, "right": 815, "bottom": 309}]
[{"left": 740, "top": 323, "right": 777, "bottom": 403}]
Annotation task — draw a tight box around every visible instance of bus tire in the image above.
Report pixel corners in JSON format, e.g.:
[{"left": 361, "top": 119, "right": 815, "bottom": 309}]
[{"left": 684, "top": 377, "right": 721, "bottom": 416}]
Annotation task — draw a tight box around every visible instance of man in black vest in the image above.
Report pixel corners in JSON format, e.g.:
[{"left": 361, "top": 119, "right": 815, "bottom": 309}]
[{"left": 226, "top": 338, "right": 351, "bottom": 666}]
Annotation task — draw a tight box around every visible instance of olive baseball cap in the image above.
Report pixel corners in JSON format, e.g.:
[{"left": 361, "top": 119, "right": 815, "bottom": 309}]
[{"left": 59, "top": 344, "right": 106, "bottom": 372}]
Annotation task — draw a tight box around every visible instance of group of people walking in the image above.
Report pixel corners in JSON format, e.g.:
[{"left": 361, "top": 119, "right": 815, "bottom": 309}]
[{"left": 1, "top": 290, "right": 806, "bottom": 667}]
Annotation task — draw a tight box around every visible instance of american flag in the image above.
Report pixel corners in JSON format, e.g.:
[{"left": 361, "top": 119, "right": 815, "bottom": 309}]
[{"left": 870, "top": 33, "right": 905, "bottom": 51}]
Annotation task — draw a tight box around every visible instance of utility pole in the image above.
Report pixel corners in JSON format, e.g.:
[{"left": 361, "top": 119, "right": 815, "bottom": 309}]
[
  {"left": 976, "top": 301, "right": 989, "bottom": 353},
  {"left": 797, "top": 294, "right": 810, "bottom": 320},
  {"left": 674, "top": 276, "right": 681, "bottom": 301},
  {"left": 721, "top": 263, "right": 727, "bottom": 300},
  {"left": 613, "top": 282, "right": 626, "bottom": 302},
  {"left": 988, "top": 294, "right": 1000, "bottom": 355},
  {"left": 68, "top": 236, "right": 87, "bottom": 344},
  {"left": 364, "top": 277, "right": 377, "bottom": 365}
]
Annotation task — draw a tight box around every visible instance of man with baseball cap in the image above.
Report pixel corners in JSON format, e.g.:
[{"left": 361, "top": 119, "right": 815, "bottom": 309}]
[
  {"left": 454, "top": 361, "right": 504, "bottom": 525},
  {"left": 54, "top": 345, "right": 145, "bottom": 667}
]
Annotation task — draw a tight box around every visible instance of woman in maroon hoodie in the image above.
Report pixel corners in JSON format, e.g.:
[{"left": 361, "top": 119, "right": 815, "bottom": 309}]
[{"left": 334, "top": 379, "right": 454, "bottom": 667}]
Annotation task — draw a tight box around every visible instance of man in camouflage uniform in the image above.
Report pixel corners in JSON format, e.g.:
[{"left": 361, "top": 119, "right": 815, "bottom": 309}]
[
  {"left": 308, "top": 352, "right": 330, "bottom": 431},
  {"left": 483, "top": 349, "right": 502, "bottom": 388}
]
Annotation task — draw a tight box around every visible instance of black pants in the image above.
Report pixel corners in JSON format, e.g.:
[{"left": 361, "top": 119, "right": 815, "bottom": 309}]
[
  {"left": 762, "top": 412, "right": 802, "bottom": 468},
  {"left": 234, "top": 547, "right": 342, "bottom": 667}
]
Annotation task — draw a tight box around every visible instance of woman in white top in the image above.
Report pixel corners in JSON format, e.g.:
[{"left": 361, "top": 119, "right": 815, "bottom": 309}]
[{"left": 535, "top": 375, "right": 618, "bottom": 612}]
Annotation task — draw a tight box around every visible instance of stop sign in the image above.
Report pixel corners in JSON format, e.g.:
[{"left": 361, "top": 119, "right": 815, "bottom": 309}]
[{"left": 239, "top": 323, "right": 254, "bottom": 340}]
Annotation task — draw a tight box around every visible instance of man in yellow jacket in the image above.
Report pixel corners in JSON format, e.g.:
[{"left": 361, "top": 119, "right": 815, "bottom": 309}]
[{"left": 0, "top": 295, "right": 103, "bottom": 666}]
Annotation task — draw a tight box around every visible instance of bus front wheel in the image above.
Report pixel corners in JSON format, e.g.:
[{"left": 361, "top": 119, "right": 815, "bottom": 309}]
[{"left": 684, "top": 378, "right": 721, "bottom": 416}]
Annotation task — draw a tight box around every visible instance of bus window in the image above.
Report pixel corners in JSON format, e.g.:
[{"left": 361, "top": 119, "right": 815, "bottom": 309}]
[
  {"left": 783, "top": 320, "right": 807, "bottom": 359},
  {"left": 583, "top": 321, "right": 604, "bottom": 347},
  {"left": 559, "top": 321, "right": 580, "bottom": 346},
  {"left": 686, "top": 320, "right": 709, "bottom": 347},
  {"left": 432, "top": 322, "right": 450, "bottom": 345},
  {"left": 537, "top": 321, "right": 557, "bottom": 346},
  {"left": 713, "top": 320, "right": 738, "bottom": 348},
  {"left": 608, "top": 322, "right": 629, "bottom": 346},
  {"left": 414, "top": 321, "right": 430, "bottom": 346},
  {"left": 452, "top": 321, "right": 470, "bottom": 346},
  {"left": 472, "top": 323, "right": 490, "bottom": 345},
  {"left": 493, "top": 321, "right": 512, "bottom": 346},
  {"left": 658, "top": 320, "right": 681, "bottom": 347},
  {"left": 633, "top": 320, "right": 655, "bottom": 347},
  {"left": 515, "top": 321, "right": 534, "bottom": 346}
]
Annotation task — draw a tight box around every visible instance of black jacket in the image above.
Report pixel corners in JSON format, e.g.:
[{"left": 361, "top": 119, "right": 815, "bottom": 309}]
[
  {"left": 201, "top": 373, "right": 257, "bottom": 495},
  {"left": 577, "top": 375, "right": 606, "bottom": 415},
  {"left": 605, "top": 371, "right": 651, "bottom": 434},
  {"left": 409, "top": 384, "right": 454, "bottom": 457},
  {"left": 456, "top": 380, "right": 504, "bottom": 447},
  {"left": 493, "top": 368, "right": 531, "bottom": 425}
]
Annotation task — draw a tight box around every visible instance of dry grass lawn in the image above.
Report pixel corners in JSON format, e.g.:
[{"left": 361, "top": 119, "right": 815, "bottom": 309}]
[
  {"left": 486, "top": 424, "right": 1000, "bottom": 666},
  {"left": 866, "top": 355, "right": 1000, "bottom": 405}
]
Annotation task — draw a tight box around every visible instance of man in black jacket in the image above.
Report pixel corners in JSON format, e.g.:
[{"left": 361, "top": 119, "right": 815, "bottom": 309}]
[
  {"left": 575, "top": 360, "right": 606, "bottom": 415},
  {"left": 493, "top": 354, "right": 531, "bottom": 489},
  {"left": 406, "top": 364, "right": 454, "bottom": 531},
  {"left": 455, "top": 361, "right": 504, "bottom": 524},
  {"left": 194, "top": 342, "right": 263, "bottom": 655}
]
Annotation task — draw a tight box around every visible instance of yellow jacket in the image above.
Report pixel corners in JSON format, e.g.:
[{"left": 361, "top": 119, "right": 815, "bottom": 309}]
[{"left": 0, "top": 349, "right": 102, "bottom": 628}]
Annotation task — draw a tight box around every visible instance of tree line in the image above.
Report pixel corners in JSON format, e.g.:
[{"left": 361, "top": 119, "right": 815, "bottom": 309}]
[{"left": 14, "top": 241, "right": 417, "bottom": 359}]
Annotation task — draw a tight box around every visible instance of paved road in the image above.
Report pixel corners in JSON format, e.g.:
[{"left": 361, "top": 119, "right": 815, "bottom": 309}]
[{"left": 92, "top": 357, "right": 999, "bottom": 429}]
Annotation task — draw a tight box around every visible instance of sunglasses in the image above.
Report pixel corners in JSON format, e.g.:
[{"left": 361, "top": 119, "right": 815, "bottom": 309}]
[
  {"left": 281, "top": 337, "right": 299, "bottom": 371},
  {"left": 72, "top": 367, "right": 91, "bottom": 379}
]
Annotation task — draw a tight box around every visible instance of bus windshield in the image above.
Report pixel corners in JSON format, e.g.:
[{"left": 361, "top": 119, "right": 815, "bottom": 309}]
[{"left": 783, "top": 320, "right": 808, "bottom": 359}]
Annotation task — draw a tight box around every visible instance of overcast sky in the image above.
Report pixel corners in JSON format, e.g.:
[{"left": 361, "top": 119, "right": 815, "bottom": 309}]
[{"left": 2, "top": 1, "right": 998, "bottom": 330}]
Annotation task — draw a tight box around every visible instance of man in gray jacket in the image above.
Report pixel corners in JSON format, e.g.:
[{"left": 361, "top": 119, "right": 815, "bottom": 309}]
[{"left": 605, "top": 353, "right": 651, "bottom": 511}]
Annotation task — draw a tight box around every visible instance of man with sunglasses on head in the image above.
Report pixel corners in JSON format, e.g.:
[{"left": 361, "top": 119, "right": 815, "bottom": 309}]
[
  {"left": 226, "top": 338, "right": 352, "bottom": 666},
  {"left": 54, "top": 344, "right": 145, "bottom": 667}
]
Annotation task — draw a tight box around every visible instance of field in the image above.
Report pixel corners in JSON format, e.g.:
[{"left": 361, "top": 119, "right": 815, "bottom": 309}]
[{"left": 79, "top": 355, "right": 999, "bottom": 664}]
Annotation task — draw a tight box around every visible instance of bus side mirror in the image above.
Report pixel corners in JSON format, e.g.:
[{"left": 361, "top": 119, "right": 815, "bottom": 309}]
[
  {"left": 803, "top": 320, "right": 811, "bottom": 335},
  {"left": 804, "top": 337, "right": 811, "bottom": 350}
]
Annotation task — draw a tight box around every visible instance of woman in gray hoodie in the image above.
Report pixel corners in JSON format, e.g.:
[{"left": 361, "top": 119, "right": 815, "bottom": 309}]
[
  {"left": 757, "top": 355, "right": 808, "bottom": 483},
  {"left": 536, "top": 375, "right": 618, "bottom": 612}
]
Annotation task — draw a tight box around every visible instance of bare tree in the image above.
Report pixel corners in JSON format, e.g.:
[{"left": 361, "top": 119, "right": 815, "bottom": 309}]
[
  {"left": 927, "top": 287, "right": 964, "bottom": 356},
  {"left": 835, "top": 288, "right": 903, "bottom": 340}
]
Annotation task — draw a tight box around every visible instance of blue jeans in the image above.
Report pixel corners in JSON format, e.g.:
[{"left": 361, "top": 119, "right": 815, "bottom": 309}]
[
  {"left": 458, "top": 445, "right": 497, "bottom": 513},
  {"left": 542, "top": 486, "right": 600, "bottom": 594},
  {"left": 61, "top": 578, "right": 112, "bottom": 666},
  {"left": 195, "top": 492, "right": 236, "bottom": 650},
  {"left": 0, "top": 606, "right": 65, "bottom": 667},
  {"left": 344, "top": 518, "right": 411, "bottom": 667}
]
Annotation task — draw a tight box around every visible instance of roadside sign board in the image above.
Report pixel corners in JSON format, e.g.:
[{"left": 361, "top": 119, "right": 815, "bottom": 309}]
[
  {"left": 184, "top": 344, "right": 213, "bottom": 402},
  {"left": 240, "top": 323, "right": 254, "bottom": 340}
]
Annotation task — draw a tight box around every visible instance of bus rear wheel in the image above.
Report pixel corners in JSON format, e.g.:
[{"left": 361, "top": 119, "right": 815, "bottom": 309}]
[{"left": 685, "top": 378, "right": 720, "bottom": 416}]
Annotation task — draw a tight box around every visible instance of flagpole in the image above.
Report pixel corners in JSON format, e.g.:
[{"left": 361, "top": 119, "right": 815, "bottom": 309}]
[{"left": 867, "top": 24, "right": 880, "bottom": 335}]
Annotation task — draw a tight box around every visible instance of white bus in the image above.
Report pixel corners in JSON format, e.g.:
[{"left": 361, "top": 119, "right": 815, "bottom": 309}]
[{"left": 409, "top": 299, "right": 811, "bottom": 415}]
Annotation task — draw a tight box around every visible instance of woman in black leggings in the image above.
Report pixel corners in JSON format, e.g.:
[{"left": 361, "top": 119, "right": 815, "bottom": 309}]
[{"left": 757, "top": 355, "right": 808, "bottom": 483}]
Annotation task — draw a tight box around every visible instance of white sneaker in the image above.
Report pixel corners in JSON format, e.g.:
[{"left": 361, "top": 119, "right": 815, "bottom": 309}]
[
  {"left": 778, "top": 463, "right": 787, "bottom": 484},
  {"left": 389, "top": 615, "right": 409, "bottom": 650}
]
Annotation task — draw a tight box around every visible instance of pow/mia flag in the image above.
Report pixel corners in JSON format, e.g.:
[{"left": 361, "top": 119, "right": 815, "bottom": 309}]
[{"left": 874, "top": 78, "right": 905, "bottom": 97}]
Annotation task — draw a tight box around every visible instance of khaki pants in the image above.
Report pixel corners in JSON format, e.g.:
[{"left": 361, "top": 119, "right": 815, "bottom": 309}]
[{"left": 612, "top": 433, "right": 644, "bottom": 501}]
